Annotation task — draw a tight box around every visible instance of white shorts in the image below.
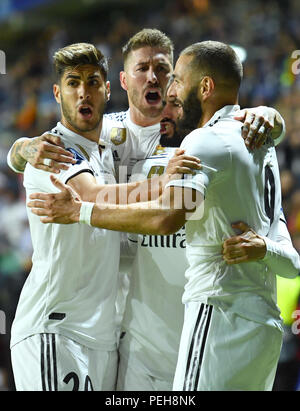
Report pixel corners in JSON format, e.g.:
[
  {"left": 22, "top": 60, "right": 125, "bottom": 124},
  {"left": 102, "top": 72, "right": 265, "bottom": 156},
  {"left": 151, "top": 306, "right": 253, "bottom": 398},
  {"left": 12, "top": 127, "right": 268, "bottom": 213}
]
[
  {"left": 117, "top": 334, "right": 173, "bottom": 391},
  {"left": 11, "top": 333, "right": 118, "bottom": 391},
  {"left": 173, "top": 302, "right": 283, "bottom": 391}
]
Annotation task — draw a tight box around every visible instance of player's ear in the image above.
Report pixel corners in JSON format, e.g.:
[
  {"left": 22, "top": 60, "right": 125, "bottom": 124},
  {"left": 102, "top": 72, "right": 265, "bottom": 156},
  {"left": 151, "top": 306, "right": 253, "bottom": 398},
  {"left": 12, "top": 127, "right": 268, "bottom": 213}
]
[
  {"left": 198, "top": 76, "right": 214, "bottom": 102},
  {"left": 120, "top": 71, "right": 128, "bottom": 91},
  {"left": 53, "top": 83, "right": 61, "bottom": 104},
  {"left": 105, "top": 81, "right": 111, "bottom": 102}
]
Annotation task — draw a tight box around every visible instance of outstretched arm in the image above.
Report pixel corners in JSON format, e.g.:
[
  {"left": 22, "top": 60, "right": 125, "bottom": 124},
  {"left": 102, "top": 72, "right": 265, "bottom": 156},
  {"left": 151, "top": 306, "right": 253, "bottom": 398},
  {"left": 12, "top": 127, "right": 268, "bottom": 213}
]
[{"left": 27, "top": 175, "right": 203, "bottom": 235}]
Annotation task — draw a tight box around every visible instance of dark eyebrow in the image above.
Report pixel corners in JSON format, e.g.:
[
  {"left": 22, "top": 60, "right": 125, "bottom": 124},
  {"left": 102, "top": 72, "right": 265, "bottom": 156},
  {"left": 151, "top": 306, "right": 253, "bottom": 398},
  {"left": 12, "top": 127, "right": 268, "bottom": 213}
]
[
  {"left": 88, "top": 74, "right": 101, "bottom": 78},
  {"left": 135, "top": 61, "right": 171, "bottom": 68},
  {"left": 65, "top": 74, "right": 81, "bottom": 80},
  {"left": 65, "top": 73, "right": 101, "bottom": 80}
]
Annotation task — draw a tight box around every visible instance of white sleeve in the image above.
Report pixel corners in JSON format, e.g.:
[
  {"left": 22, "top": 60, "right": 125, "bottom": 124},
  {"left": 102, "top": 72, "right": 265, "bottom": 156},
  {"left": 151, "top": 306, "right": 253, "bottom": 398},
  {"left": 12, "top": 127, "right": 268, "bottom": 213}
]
[
  {"left": 165, "top": 128, "right": 228, "bottom": 195},
  {"left": 58, "top": 160, "right": 94, "bottom": 185},
  {"left": 262, "top": 218, "right": 300, "bottom": 278},
  {"left": 24, "top": 160, "right": 94, "bottom": 194},
  {"left": 165, "top": 172, "right": 209, "bottom": 196},
  {"left": 6, "top": 137, "right": 30, "bottom": 174}
]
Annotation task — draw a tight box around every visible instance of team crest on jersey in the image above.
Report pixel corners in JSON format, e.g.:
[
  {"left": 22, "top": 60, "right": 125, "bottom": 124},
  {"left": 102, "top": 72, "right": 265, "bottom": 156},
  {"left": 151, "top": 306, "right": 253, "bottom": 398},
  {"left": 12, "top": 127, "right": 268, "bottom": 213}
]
[
  {"left": 152, "top": 144, "right": 166, "bottom": 155},
  {"left": 147, "top": 165, "right": 165, "bottom": 178},
  {"left": 110, "top": 127, "right": 126, "bottom": 145}
]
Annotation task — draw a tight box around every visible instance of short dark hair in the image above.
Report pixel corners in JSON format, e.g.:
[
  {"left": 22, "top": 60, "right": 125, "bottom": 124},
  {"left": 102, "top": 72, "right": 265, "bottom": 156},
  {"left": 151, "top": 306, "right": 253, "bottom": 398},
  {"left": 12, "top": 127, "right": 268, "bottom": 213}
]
[
  {"left": 180, "top": 41, "right": 243, "bottom": 90},
  {"left": 53, "top": 42, "right": 109, "bottom": 81},
  {"left": 122, "top": 28, "right": 174, "bottom": 67}
]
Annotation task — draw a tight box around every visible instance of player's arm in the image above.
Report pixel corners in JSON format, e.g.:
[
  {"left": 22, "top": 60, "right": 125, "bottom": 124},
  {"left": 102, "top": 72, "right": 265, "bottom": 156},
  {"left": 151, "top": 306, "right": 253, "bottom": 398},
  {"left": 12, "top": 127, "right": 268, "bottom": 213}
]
[
  {"left": 26, "top": 147, "right": 201, "bottom": 207},
  {"left": 7, "top": 134, "right": 76, "bottom": 173},
  {"left": 7, "top": 107, "right": 284, "bottom": 174},
  {"left": 222, "top": 220, "right": 300, "bottom": 278},
  {"left": 235, "top": 106, "right": 285, "bottom": 149},
  {"left": 27, "top": 175, "right": 202, "bottom": 235},
  {"left": 27, "top": 129, "right": 216, "bottom": 229},
  {"left": 88, "top": 185, "right": 198, "bottom": 235}
]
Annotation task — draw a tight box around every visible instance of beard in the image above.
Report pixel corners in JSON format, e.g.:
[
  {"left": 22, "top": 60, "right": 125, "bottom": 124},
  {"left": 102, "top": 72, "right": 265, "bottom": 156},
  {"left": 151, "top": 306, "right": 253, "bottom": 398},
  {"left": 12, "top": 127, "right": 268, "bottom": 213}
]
[
  {"left": 176, "top": 87, "right": 203, "bottom": 138},
  {"left": 159, "top": 119, "right": 184, "bottom": 147},
  {"left": 129, "top": 86, "right": 163, "bottom": 119}
]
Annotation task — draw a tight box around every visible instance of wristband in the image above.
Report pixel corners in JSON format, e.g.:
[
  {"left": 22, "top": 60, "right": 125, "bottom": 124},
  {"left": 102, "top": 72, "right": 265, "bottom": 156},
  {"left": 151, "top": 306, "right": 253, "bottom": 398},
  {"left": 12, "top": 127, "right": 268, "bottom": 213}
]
[{"left": 79, "top": 202, "right": 94, "bottom": 225}]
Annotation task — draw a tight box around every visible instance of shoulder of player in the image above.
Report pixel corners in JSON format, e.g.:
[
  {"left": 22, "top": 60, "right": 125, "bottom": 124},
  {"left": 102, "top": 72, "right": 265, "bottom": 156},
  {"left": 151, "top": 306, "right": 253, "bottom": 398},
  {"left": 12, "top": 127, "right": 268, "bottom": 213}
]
[
  {"left": 180, "top": 127, "right": 233, "bottom": 171},
  {"left": 181, "top": 127, "right": 222, "bottom": 148},
  {"left": 103, "top": 111, "right": 128, "bottom": 126},
  {"left": 186, "top": 116, "right": 242, "bottom": 143}
]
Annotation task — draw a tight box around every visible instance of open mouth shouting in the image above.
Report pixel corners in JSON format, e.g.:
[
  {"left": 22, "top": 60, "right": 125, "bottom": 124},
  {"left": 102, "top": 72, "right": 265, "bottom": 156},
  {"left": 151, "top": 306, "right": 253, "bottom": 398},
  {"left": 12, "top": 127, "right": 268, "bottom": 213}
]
[
  {"left": 78, "top": 104, "right": 93, "bottom": 120},
  {"left": 145, "top": 89, "right": 162, "bottom": 106}
]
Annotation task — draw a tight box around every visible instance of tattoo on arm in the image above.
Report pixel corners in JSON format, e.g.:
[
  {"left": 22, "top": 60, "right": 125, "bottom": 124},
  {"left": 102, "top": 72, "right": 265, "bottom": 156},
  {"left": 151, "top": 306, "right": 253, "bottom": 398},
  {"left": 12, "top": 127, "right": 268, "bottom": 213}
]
[
  {"left": 10, "top": 140, "right": 27, "bottom": 172},
  {"left": 10, "top": 138, "right": 41, "bottom": 172}
]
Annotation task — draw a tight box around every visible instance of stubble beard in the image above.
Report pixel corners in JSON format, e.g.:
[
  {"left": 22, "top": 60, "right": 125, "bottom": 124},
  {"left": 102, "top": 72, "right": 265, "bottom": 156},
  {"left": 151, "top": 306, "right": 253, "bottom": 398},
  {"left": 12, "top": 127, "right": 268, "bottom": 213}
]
[
  {"left": 61, "top": 95, "right": 105, "bottom": 134},
  {"left": 129, "top": 87, "right": 163, "bottom": 119},
  {"left": 159, "top": 119, "right": 184, "bottom": 147}
]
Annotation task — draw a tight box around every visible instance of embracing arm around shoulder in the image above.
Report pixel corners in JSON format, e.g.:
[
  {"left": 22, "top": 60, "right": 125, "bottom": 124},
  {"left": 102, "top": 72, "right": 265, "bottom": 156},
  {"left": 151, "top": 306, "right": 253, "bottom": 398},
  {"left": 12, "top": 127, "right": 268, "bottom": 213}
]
[
  {"left": 67, "top": 149, "right": 200, "bottom": 205},
  {"left": 7, "top": 134, "right": 75, "bottom": 173},
  {"left": 234, "top": 106, "right": 285, "bottom": 149}
]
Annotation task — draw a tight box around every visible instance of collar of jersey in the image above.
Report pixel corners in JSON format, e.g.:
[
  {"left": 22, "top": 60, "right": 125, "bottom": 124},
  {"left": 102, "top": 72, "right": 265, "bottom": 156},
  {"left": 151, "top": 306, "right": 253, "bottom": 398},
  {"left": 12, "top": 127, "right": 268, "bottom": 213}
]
[
  {"left": 203, "top": 105, "right": 240, "bottom": 128},
  {"left": 53, "top": 122, "right": 100, "bottom": 151},
  {"left": 126, "top": 109, "right": 161, "bottom": 136}
]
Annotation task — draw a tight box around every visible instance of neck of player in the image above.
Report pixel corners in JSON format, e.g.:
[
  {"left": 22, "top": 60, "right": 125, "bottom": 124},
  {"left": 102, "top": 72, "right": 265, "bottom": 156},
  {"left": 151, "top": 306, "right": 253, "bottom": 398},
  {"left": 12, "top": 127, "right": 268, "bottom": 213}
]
[
  {"left": 198, "top": 96, "right": 238, "bottom": 128},
  {"left": 129, "top": 105, "right": 162, "bottom": 127},
  {"left": 61, "top": 117, "right": 102, "bottom": 143}
]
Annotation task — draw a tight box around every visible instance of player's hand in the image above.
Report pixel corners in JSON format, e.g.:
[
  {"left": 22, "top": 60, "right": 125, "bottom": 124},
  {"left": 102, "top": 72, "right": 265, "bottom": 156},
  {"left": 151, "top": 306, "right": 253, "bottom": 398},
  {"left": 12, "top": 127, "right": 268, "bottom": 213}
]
[
  {"left": 222, "top": 221, "right": 267, "bottom": 264},
  {"left": 27, "top": 175, "right": 81, "bottom": 224},
  {"left": 235, "top": 106, "right": 276, "bottom": 150},
  {"left": 165, "top": 149, "right": 202, "bottom": 179},
  {"left": 21, "top": 133, "right": 76, "bottom": 173}
]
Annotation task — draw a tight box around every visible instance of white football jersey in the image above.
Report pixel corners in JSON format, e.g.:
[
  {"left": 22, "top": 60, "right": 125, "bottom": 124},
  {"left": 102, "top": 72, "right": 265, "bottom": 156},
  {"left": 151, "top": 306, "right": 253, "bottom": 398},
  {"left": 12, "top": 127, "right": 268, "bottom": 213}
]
[
  {"left": 101, "top": 110, "right": 161, "bottom": 181},
  {"left": 167, "top": 105, "right": 290, "bottom": 328},
  {"left": 121, "top": 147, "right": 188, "bottom": 381},
  {"left": 11, "top": 122, "right": 120, "bottom": 351},
  {"left": 100, "top": 109, "right": 164, "bottom": 333}
]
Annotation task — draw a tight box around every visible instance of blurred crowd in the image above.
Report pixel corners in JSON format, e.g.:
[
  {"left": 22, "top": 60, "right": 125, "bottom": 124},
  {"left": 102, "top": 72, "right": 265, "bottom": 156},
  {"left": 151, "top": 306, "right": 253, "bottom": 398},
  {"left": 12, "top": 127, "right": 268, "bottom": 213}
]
[{"left": 0, "top": 0, "right": 300, "bottom": 391}]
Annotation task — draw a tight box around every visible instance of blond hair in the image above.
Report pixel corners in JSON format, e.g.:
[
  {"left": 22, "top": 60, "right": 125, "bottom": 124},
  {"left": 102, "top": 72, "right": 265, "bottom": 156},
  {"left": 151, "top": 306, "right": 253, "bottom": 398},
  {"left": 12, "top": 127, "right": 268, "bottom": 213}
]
[
  {"left": 53, "top": 42, "right": 109, "bottom": 81},
  {"left": 122, "top": 28, "right": 173, "bottom": 67}
]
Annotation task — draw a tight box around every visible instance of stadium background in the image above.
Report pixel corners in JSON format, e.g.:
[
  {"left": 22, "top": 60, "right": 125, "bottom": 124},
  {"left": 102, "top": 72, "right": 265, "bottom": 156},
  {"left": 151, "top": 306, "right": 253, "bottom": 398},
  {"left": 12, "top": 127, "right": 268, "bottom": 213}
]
[{"left": 0, "top": 0, "right": 299, "bottom": 391}]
